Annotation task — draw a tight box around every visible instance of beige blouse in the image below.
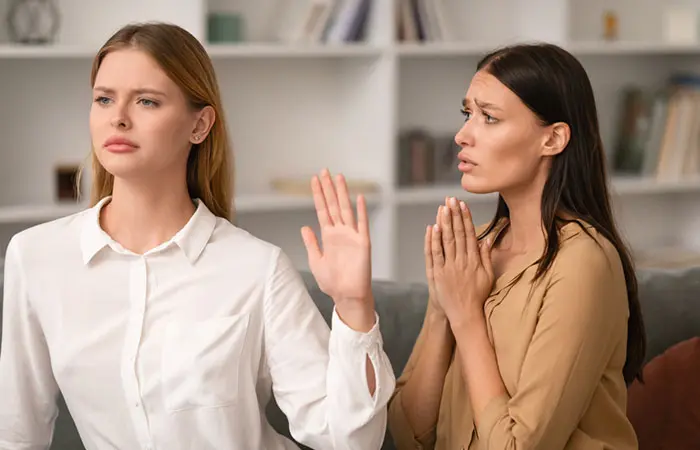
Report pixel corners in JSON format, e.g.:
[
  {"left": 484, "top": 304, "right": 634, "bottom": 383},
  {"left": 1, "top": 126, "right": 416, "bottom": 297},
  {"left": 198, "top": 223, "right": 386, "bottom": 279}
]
[{"left": 388, "top": 220, "right": 638, "bottom": 449}]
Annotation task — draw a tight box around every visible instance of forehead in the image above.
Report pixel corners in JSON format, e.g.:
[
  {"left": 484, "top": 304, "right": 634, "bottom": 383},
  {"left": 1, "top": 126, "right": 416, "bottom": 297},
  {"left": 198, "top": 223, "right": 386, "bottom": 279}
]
[
  {"left": 94, "top": 48, "right": 172, "bottom": 89},
  {"left": 464, "top": 70, "right": 516, "bottom": 106}
]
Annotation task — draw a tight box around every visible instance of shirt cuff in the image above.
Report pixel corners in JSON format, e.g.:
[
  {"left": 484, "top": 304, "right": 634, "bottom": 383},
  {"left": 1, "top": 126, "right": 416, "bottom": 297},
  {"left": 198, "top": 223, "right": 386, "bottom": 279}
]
[
  {"left": 330, "top": 306, "right": 383, "bottom": 351},
  {"left": 476, "top": 393, "right": 510, "bottom": 444}
]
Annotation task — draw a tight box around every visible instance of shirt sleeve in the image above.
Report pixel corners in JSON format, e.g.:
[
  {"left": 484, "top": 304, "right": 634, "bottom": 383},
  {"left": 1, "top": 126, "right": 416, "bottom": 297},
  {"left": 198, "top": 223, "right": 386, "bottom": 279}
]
[
  {"left": 475, "top": 236, "right": 629, "bottom": 449},
  {"left": 387, "top": 300, "right": 438, "bottom": 450},
  {"left": 262, "top": 248, "right": 395, "bottom": 450},
  {"left": 0, "top": 236, "right": 60, "bottom": 449}
]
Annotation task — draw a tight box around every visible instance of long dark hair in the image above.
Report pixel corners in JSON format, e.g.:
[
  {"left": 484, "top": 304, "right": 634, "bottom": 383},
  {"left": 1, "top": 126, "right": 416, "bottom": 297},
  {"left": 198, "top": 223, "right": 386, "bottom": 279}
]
[{"left": 476, "top": 43, "right": 646, "bottom": 385}]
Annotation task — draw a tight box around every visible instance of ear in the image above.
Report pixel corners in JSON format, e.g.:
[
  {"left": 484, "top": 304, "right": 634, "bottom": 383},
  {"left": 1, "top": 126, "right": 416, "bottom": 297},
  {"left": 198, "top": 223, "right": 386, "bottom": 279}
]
[
  {"left": 190, "top": 105, "right": 216, "bottom": 144},
  {"left": 541, "top": 122, "right": 570, "bottom": 157}
]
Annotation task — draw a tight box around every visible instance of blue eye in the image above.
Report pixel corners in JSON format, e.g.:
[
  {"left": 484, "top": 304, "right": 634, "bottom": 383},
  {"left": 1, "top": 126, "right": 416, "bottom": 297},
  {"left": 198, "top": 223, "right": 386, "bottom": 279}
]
[
  {"left": 139, "top": 98, "right": 158, "bottom": 107},
  {"left": 460, "top": 108, "right": 471, "bottom": 121},
  {"left": 94, "top": 96, "right": 111, "bottom": 105}
]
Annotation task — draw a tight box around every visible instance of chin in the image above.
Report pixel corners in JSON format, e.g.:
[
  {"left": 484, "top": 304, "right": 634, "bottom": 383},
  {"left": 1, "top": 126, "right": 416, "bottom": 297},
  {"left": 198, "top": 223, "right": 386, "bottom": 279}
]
[
  {"left": 460, "top": 173, "right": 496, "bottom": 195},
  {"left": 96, "top": 151, "right": 149, "bottom": 180}
]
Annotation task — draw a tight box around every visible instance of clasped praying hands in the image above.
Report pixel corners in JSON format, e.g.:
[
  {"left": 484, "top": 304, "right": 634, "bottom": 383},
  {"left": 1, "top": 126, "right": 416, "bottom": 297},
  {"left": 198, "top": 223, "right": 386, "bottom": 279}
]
[{"left": 425, "top": 196, "right": 496, "bottom": 331}]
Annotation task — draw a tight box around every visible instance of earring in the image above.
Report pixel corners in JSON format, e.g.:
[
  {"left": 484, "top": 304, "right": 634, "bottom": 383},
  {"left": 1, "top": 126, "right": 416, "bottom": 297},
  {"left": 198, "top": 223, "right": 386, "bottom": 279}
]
[{"left": 193, "top": 135, "right": 201, "bottom": 142}]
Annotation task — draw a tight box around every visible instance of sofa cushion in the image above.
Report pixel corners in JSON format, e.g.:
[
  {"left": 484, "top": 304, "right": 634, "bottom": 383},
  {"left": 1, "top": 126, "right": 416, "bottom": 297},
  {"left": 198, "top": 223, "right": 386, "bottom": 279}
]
[
  {"left": 627, "top": 337, "right": 700, "bottom": 449},
  {"left": 637, "top": 266, "right": 700, "bottom": 362}
]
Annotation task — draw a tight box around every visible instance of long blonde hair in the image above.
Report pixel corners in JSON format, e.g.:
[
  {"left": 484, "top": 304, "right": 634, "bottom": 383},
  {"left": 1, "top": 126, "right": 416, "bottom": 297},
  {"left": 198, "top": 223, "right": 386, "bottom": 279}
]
[{"left": 83, "top": 22, "right": 234, "bottom": 221}]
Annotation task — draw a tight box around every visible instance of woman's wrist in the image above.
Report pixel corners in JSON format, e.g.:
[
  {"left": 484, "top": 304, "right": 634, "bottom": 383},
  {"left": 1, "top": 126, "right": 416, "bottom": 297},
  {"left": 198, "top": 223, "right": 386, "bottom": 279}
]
[
  {"left": 449, "top": 302, "right": 486, "bottom": 336},
  {"left": 333, "top": 294, "right": 377, "bottom": 333}
]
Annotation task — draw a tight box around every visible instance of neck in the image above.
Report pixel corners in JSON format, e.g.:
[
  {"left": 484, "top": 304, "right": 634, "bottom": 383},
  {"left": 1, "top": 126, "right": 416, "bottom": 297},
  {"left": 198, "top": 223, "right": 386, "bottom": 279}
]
[
  {"left": 500, "top": 182, "right": 547, "bottom": 255},
  {"left": 100, "top": 177, "right": 196, "bottom": 254}
]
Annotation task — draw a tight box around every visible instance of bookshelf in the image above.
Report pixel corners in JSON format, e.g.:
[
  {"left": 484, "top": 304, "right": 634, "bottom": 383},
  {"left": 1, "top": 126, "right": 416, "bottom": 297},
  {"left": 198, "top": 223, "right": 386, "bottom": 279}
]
[{"left": 1, "top": 0, "right": 700, "bottom": 283}]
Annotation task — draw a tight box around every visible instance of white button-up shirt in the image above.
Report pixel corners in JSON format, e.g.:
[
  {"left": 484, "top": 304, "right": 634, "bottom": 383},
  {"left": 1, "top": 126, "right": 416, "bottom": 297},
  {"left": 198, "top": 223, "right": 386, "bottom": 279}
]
[{"left": 0, "top": 197, "right": 396, "bottom": 450}]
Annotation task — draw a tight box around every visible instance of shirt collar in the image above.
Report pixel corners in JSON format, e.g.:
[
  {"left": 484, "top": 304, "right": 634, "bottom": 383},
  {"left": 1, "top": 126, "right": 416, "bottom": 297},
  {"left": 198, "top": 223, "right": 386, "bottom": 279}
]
[{"left": 80, "top": 196, "right": 218, "bottom": 265}]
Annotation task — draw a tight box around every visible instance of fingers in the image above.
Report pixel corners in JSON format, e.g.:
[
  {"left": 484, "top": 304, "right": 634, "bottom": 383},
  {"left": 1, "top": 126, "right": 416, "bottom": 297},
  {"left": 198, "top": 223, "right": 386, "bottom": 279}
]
[
  {"left": 301, "top": 226, "right": 322, "bottom": 264},
  {"left": 311, "top": 175, "right": 331, "bottom": 228},
  {"left": 460, "top": 200, "right": 479, "bottom": 264},
  {"left": 440, "top": 202, "right": 456, "bottom": 261},
  {"left": 334, "top": 173, "right": 356, "bottom": 229},
  {"left": 319, "top": 169, "right": 342, "bottom": 225},
  {"left": 356, "top": 194, "right": 370, "bottom": 239},
  {"left": 424, "top": 224, "right": 433, "bottom": 276},
  {"left": 448, "top": 197, "right": 466, "bottom": 258},
  {"left": 431, "top": 223, "right": 444, "bottom": 267},
  {"left": 480, "top": 237, "right": 495, "bottom": 280}
]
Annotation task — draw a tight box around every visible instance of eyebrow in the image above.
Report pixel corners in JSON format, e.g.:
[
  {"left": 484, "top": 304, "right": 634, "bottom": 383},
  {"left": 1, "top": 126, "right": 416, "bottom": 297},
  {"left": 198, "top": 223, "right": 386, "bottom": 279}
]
[
  {"left": 463, "top": 97, "right": 502, "bottom": 111},
  {"left": 93, "top": 86, "right": 167, "bottom": 97}
]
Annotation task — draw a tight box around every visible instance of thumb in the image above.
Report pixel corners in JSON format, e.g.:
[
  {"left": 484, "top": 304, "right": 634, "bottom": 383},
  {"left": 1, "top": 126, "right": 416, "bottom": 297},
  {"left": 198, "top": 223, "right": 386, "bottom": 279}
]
[
  {"left": 480, "top": 237, "right": 494, "bottom": 277},
  {"left": 301, "top": 226, "right": 322, "bottom": 266}
]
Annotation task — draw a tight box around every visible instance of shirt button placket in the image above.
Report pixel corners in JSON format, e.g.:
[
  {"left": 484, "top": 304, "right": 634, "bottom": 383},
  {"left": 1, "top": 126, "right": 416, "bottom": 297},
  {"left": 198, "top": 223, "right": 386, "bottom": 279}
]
[{"left": 124, "top": 256, "right": 153, "bottom": 449}]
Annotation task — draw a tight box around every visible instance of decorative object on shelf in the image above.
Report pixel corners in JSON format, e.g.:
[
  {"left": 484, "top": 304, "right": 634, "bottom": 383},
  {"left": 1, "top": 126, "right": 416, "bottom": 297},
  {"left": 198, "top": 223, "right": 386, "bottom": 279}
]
[
  {"left": 433, "top": 135, "right": 462, "bottom": 184},
  {"left": 55, "top": 164, "right": 81, "bottom": 202},
  {"left": 662, "top": 7, "right": 699, "bottom": 43},
  {"left": 6, "top": 0, "right": 60, "bottom": 45},
  {"left": 270, "top": 176, "right": 380, "bottom": 196},
  {"left": 396, "top": 0, "right": 451, "bottom": 43},
  {"left": 272, "top": 0, "right": 371, "bottom": 44},
  {"left": 602, "top": 10, "right": 619, "bottom": 41},
  {"left": 207, "top": 12, "right": 245, "bottom": 43},
  {"left": 397, "top": 129, "right": 435, "bottom": 186},
  {"left": 397, "top": 128, "right": 461, "bottom": 187},
  {"left": 612, "top": 87, "right": 650, "bottom": 174}
]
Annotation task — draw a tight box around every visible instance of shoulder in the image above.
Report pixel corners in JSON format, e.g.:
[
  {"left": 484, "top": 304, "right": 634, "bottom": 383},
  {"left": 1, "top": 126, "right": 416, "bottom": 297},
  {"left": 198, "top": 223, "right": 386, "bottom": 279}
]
[
  {"left": 206, "top": 218, "right": 289, "bottom": 279},
  {"left": 555, "top": 220, "right": 623, "bottom": 277},
  {"left": 545, "top": 220, "right": 629, "bottom": 315},
  {"left": 7, "top": 208, "right": 90, "bottom": 263}
]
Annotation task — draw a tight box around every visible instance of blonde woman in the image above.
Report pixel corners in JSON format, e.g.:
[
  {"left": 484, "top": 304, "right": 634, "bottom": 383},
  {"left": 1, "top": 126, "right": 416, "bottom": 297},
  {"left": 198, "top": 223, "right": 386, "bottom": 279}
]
[{"left": 0, "top": 23, "right": 394, "bottom": 450}]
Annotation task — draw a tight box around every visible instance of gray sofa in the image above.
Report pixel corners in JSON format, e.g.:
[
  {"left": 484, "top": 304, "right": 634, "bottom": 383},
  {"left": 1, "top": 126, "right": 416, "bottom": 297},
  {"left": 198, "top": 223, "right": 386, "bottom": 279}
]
[{"left": 2, "top": 266, "right": 700, "bottom": 450}]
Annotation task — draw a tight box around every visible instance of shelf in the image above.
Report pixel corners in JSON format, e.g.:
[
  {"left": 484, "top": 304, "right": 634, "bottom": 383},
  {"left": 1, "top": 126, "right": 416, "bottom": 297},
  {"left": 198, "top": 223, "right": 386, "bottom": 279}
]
[
  {"left": 395, "top": 40, "right": 700, "bottom": 58},
  {"left": 395, "top": 176, "right": 700, "bottom": 206},
  {"left": 395, "top": 184, "right": 498, "bottom": 205},
  {"left": 5, "top": 40, "right": 698, "bottom": 61},
  {"left": 610, "top": 175, "right": 700, "bottom": 195},
  {"left": 396, "top": 42, "right": 495, "bottom": 57},
  {"left": 0, "top": 192, "right": 382, "bottom": 224},
  {"left": 0, "top": 44, "right": 97, "bottom": 59},
  {"left": 567, "top": 41, "right": 700, "bottom": 56},
  {"left": 0, "top": 203, "right": 87, "bottom": 224},
  {"left": 0, "top": 43, "right": 384, "bottom": 60},
  {"left": 206, "top": 43, "right": 383, "bottom": 59}
]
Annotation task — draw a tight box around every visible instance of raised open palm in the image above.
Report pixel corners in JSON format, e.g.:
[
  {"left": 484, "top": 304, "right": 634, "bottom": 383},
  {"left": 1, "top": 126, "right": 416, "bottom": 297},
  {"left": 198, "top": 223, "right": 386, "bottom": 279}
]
[{"left": 301, "top": 169, "right": 372, "bottom": 304}]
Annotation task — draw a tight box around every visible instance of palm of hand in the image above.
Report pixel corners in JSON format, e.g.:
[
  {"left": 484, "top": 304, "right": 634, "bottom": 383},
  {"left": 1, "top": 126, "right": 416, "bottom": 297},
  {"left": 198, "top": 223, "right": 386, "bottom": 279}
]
[
  {"left": 302, "top": 169, "right": 372, "bottom": 303},
  {"left": 311, "top": 225, "right": 371, "bottom": 301}
]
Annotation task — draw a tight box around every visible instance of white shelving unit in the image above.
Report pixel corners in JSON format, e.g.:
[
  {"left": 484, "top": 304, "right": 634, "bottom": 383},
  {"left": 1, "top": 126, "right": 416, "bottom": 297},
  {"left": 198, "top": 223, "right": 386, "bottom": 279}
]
[{"left": 1, "top": 0, "right": 700, "bottom": 283}]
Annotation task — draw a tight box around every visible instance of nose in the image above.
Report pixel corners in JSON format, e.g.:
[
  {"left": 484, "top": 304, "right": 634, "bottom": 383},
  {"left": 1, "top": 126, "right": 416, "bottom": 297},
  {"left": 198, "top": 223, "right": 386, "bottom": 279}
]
[
  {"left": 110, "top": 103, "right": 131, "bottom": 130},
  {"left": 454, "top": 120, "right": 474, "bottom": 148}
]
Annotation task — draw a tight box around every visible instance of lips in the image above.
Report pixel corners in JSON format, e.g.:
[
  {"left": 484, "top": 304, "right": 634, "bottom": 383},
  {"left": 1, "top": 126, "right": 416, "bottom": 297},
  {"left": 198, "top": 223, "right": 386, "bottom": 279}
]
[
  {"left": 104, "top": 136, "right": 138, "bottom": 153},
  {"left": 457, "top": 153, "right": 477, "bottom": 172}
]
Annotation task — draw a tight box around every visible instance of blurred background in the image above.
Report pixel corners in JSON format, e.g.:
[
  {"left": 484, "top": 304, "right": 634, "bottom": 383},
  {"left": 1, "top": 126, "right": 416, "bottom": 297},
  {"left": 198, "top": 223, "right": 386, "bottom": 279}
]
[{"left": 1, "top": 0, "right": 700, "bottom": 285}]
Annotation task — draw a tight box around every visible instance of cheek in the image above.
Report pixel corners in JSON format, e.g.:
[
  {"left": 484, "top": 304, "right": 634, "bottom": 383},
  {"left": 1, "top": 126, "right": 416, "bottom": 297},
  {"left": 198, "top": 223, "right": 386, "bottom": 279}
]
[
  {"left": 140, "top": 110, "right": 192, "bottom": 147},
  {"left": 89, "top": 107, "right": 109, "bottom": 144},
  {"left": 482, "top": 127, "right": 539, "bottom": 181}
]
